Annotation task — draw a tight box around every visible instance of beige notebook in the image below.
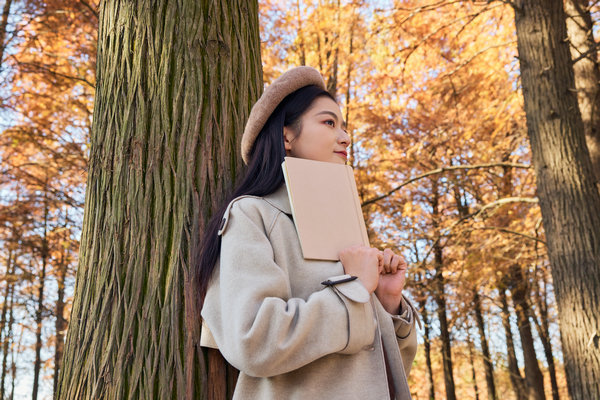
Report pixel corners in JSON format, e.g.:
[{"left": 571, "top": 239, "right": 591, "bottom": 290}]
[{"left": 282, "top": 156, "right": 370, "bottom": 260}]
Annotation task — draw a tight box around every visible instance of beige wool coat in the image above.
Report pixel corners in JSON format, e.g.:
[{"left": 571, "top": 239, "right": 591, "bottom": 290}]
[{"left": 201, "top": 184, "right": 418, "bottom": 400}]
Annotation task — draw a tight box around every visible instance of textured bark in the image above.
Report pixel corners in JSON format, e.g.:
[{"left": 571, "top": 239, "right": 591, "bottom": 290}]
[
  {"left": 57, "top": 2, "right": 262, "bottom": 399},
  {"left": 431, "top": 178, "right": 457, "bottom": 400},
  {"left": 508, "top": 266, "right": 545, "bottom": 400},
  {"left": 473, "top": 292, "right": 497, "bottom": 400},
  {"left": 514, "top": 1, "right": 600, "bottom": 399},
  {"left": 565, "top": 0, "right": 600, "bottom": 181},
  {"left": 499, "top": 287, "right": 526, "bottom": 400}
]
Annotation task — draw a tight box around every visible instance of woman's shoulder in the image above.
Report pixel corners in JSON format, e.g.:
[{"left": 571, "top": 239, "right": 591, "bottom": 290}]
[{"left": 218, "top": 191, "right": 288, "bottom": 236}]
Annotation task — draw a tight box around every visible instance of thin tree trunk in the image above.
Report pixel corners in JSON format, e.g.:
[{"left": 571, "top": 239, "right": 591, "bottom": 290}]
[
  {"left": 295, "top": 0, "right": 306, "bottom": 66},
  {"left": 0, "top": 249, "right": 12, "bottom": 338},
  {"left": 451, "top": 180, "right": 496, "bottom": 400},
  {"left": 0, "top": 0, "right": 14, "bottom": 68},
  {"left": 57, "top": 2, "right": 262, "bottom": 399},
  {"left": 345, "top": 18, "right": 355, "bottom": 167},
  {"left": 32, "top": 193, "right": 50, "bottom": 400},
  {"left": 53, "top": 229, "right": 68, "bottom": 398},
  {"left": 532, "top": 266, "right": 560, "bottom": 400},
  {"left": 431, "top": 178, "right": 457, "bottom": 400},
  {"left": 5, "top": 290, "right": 15, "bottom": 400},
  {"left": 473, "top": 292, "right": 497, "bottom": 400},
  {"left": 467, "top": 335, "right": 480, "bottom": 400},
  {"left": 565, "top": 0, "right": 600, "bottom": 180},
  {"left": 0, "top": 251, "right": 13, "bottom": 400},
  {"left": 508, "top": 265, "right": 546, "bottom": 400},
  {"left": 499, "top": 286, "right": 526, "bottom": 400},
  {"left": 326, "top": 0, "right": 340, "bottom": 97},
  {"left": 419, "top": 296, "right": 435, "bottom": 400},
  {"left": 514, "top": 1, "right": 600, "bottom": 398}
]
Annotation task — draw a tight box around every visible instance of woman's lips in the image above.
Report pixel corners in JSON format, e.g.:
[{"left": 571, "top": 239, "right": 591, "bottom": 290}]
[{"left": 335, "top": 151, "right": 348, "bottom": 160}]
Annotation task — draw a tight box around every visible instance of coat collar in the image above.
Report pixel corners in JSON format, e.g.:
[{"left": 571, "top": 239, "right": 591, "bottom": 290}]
[{"left": 264, "top": 184, "right": 292, "bottom": 215}]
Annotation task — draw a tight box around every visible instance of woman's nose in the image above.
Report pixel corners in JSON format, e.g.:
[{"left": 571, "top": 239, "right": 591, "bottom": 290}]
[{"left": 338, "top": 128, "right": 350, "bottom": 145}]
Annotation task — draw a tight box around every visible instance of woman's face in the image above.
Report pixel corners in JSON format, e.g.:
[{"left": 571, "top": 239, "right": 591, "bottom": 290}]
[{"left": 283, "top": 96, "right": 350, "bottom": 164}]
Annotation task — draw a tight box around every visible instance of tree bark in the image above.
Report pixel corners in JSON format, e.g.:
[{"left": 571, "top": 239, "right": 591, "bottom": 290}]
[
  {"left": 513, "top": 1, "right": 600, "bottom": 399},
  {"left": 473, "top": 292, "right": 497, "bottom": 400},
  {"left": 431, "top": 178, "right": 457, "bottom": 400},
  {"left": 508, "top": 265, "right": 545, "bottom": 400},
  {"left": 56, "top": 1, "right": 262, "bottom": 399},
  {"left": 564, "top": 0, "right": 600, "bottom": 181},
  {"left": 498, "top": 287, "right": 526, "bottom": 400}
]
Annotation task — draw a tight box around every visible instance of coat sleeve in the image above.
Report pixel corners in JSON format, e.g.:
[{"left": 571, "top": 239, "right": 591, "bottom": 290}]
[
  {"left": 201, "top": 200, "right": 376, "bottom": 378},
  {"left": 390, "top": 295, "right": 419, "bottom": 376}
]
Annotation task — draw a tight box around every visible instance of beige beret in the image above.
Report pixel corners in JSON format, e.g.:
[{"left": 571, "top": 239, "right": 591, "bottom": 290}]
[{"left": 241, "top": 66, "right": 326, "bottom": 164}]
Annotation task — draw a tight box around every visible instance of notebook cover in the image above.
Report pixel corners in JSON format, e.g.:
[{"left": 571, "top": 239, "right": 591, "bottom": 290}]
[{"left": 282, "top": 157, "right": 370, "bottom": 260}]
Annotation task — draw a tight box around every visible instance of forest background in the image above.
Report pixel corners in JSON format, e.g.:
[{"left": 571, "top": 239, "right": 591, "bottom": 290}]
[{"left": 0, "top": 0, "right": 598, "bottom": 399}]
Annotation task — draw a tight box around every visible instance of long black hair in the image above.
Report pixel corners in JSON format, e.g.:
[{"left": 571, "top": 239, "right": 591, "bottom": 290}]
[{"left": 195, "top": 85, "right": 335, "bottom": 306}]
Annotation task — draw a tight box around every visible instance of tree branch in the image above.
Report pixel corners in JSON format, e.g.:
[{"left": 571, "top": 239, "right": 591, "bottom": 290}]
[{"left": 361, "top": 162, "right": 532, "bottom": 207}]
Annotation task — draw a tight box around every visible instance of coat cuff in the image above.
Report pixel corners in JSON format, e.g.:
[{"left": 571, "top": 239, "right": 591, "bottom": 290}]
[
  {"left": 391, "top": 295, "right": 420, "bottom": 339},
  {"left": 327, "top": 278, "right": 376, "bottom": 354}
]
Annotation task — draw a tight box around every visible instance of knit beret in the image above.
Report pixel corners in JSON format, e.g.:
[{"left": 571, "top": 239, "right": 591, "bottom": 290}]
[{"left": 241, "top": 66, "right": 326, "bottom": 164}]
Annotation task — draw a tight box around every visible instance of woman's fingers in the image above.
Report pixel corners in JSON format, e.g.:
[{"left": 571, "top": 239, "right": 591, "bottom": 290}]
[
  {"left": 376, "top": 250, "right": 385, "bottom": 274},
  {"left": 381, "top": 249, "right": 407, "bottom": 274},
  {"left": 382, "top": 248, "right": 393, "bottom": 273}
]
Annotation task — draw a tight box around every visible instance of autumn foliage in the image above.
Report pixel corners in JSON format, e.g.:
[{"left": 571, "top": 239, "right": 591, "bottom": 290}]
[{"left": 4, "top": 0, "right": 597, "bottom": 399}]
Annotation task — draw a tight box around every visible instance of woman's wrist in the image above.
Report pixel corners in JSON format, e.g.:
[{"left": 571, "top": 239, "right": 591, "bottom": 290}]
[{"left": 375, "top": 291, "right": 403, "bottom": 315}]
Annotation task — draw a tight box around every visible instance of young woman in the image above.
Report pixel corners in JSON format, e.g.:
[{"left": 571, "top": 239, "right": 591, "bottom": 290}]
[{"left": 198, "top": 66, "right": 418, "bottom": 399}]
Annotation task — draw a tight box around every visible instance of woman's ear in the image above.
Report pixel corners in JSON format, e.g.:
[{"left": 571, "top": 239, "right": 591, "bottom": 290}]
[{"left": 283, "top": 126, "right": 294, "bottom": 152}]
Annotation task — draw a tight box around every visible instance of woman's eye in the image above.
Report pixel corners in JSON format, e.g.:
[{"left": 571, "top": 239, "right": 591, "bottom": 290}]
[{"left": 324, "top": 120, "right": 335, "bottom": 127}]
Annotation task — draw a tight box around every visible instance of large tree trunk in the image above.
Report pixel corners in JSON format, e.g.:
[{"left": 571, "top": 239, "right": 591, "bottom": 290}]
[
  {"left": 431, "top": 178, "right": 457, "bottom": 400},
  {"left": 508, "top": 265, "right": 545, "bottom": 400},
  {"left": 499, "top": 286, "right": 526, "bottom": 400},
  {"left": 473, "top": 292, "right": 497, "bottom": 400},
  {"left": 564, "top": 0, "right": 600, "bottom": 180},
  {"left": 56, "top": 2, "right": 262, "bottom": 399},
  {"left": 514, "top": 2, "right": 600, "bottom": 399}
]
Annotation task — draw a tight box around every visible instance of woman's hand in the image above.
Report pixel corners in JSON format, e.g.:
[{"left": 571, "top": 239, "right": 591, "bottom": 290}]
[
  {"left": 375, "top": 249, "right": 408, "bottom": 314},
  {"left": 339, "top": 245, "right": 383, "bottom": 293}
]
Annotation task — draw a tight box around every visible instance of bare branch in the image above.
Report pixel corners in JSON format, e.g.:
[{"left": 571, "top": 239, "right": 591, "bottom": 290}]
[
  {"left": 79, "top": 0, "right": 99, "bottom": 19},
  {"left": 361, "top": 162, "right": 532, "bottom": 207},
  {"left": 462, "top": 226, "right": 546, "bottom": 244},
  {"left": 12, "top": 57, "right": 95, "bottom": 89}
]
